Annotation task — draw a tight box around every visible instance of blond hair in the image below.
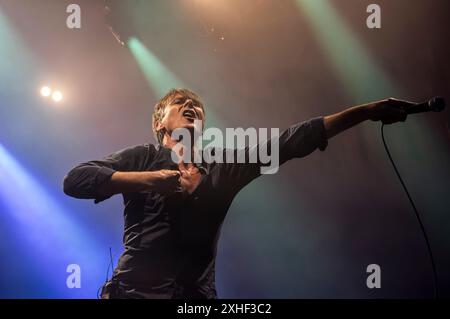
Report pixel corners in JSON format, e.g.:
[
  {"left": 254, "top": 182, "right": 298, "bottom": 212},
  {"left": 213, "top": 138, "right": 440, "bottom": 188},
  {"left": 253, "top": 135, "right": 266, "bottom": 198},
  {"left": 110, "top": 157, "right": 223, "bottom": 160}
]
[{"left": 152, "top": 88, "right": 205, "bottom": 144}]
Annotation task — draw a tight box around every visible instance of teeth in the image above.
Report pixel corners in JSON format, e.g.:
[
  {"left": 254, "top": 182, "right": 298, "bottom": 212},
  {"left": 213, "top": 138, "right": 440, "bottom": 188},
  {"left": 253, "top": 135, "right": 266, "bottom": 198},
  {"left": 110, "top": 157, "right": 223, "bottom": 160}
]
[{"left": 183, "top": 110, "right": 196, "bottom": 118}]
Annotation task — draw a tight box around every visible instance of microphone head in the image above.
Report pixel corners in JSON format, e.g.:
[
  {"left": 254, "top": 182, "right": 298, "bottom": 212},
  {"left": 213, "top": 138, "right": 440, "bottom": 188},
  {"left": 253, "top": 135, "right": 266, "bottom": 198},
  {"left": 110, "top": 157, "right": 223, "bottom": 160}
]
[{"left": 428, "top": 96, "right": 446, "bottom": 112}]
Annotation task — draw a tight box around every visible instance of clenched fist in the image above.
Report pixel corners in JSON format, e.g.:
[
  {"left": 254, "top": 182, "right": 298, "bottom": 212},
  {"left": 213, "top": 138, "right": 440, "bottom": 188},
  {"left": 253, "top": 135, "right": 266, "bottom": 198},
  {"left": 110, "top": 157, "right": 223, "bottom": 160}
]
[
  {"left": 366, "top": 98, "right": 409, "bottom": 124},
  {"left": 147, "top": 169, "right": 181, "bottom": 195}
]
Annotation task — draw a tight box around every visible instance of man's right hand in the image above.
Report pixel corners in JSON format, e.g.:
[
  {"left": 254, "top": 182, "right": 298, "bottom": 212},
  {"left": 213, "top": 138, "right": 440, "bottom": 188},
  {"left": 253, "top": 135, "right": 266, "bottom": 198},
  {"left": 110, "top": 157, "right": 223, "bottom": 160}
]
[{"left": 147, "top": 169, "right": 181, "bottom": 195}]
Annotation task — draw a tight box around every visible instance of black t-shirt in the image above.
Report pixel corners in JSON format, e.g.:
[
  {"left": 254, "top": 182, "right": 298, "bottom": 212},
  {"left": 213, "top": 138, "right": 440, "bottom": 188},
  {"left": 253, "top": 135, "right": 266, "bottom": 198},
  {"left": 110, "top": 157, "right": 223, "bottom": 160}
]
[{"left": 63, "top": 117, "right": 328, "bottom": 298}]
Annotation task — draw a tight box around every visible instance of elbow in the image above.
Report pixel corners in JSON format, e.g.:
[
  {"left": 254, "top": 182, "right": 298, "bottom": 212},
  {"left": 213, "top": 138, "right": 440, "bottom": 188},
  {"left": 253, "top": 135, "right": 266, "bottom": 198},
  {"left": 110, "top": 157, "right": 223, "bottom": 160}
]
[
  {"left": 62, "top": 164, "right": 112, "bottom": 200},
  {"left": 63, "top": 173, "right": 76, "bottom": 197},
  {"left": 63, "top": 167, "right": 86, "bottom": 198}
]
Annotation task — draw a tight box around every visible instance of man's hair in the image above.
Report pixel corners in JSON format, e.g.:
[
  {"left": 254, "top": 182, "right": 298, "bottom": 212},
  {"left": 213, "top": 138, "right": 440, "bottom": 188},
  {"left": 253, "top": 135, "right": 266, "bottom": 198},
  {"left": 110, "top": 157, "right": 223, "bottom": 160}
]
[{"left": 152, "top": 88, "right": 205, "bottom": 145}]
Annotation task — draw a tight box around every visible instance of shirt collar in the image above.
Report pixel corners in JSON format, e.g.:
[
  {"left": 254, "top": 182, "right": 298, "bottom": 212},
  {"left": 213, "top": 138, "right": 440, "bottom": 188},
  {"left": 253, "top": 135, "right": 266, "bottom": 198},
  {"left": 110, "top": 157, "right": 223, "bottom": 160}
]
[{"left": 155, "top": 144, "right": 210, "bottom": 175}]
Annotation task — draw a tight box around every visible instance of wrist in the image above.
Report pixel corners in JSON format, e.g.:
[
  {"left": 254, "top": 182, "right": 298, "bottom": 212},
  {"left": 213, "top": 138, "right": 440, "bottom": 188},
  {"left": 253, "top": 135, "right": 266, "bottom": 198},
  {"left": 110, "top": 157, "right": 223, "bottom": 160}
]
[
  {"left": 141, "top": 171, "right": 159, "bottom": 189},
  {"left": 359, "top": 101, "right": 379, "bottom": 121}
]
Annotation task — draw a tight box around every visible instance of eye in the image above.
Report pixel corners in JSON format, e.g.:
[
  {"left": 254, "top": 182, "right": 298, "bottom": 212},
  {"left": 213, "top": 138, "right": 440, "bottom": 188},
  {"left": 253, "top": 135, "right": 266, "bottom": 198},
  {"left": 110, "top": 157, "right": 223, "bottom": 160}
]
[{"left": 173, "top": 98, "right": 183, "bottom": 104}]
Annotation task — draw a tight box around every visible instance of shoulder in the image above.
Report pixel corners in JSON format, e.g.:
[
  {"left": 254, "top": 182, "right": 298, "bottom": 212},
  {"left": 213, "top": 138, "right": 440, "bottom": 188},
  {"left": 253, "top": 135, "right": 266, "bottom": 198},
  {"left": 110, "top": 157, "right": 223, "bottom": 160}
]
[
  {"left": 113, "top": 143, "right": 156, "bottom": 156},
  {"left": 132, "top": 143, "right": 158, "bottom": 154},
  {"left": 107, "top": 143, "right": 158, "bottom": 165}
]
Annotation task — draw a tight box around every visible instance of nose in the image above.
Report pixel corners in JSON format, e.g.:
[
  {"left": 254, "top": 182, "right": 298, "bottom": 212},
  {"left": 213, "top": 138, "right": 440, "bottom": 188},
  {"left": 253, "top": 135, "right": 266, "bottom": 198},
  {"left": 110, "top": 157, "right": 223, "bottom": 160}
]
[{"left": 183, "top": 99, "right": 194, "bottom": 108}]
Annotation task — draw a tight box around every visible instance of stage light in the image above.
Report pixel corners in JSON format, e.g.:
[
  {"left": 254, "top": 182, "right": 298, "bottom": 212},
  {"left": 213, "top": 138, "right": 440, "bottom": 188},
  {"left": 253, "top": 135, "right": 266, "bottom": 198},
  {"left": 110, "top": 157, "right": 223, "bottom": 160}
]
[
  {"left": 0, "top": 143, "right": 106, "bottom": 297},
  {"left": 40, "top": 86, "right": 52, "bottom": 97},
  {"left": 52, "top": 91, "right": 63, "bottom": 102}
]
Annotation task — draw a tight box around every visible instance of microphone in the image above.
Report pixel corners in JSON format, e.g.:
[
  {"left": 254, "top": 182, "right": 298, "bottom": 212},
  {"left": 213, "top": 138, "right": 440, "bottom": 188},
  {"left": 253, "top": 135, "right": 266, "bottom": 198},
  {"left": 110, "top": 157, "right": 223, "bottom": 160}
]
[{"left": 401, "top": 96, "right": 446, "bottom": 115}]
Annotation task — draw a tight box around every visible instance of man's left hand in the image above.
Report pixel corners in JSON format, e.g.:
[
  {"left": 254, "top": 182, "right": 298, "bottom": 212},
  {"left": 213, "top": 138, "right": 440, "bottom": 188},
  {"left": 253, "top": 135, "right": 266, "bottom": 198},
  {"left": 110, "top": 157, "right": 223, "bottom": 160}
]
[{"left": 366, "top": 98, "right": 409, "bottom": 124}]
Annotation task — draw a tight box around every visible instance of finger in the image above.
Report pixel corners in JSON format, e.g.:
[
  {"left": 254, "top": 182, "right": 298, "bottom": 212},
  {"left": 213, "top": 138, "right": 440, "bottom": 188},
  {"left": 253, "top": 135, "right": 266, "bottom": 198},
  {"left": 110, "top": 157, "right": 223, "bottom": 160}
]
[
  {"left": 179, "top": 170, "right": 189, "bottom": 178},
  {"left": 163, "top": 171, "right": 181, "bottom": 187},
  {"left": 168, "top": 170, "right": 181, "bottom": 179},
  {"left": 161, "top": 169, "right": 180, "bottom": 177}
]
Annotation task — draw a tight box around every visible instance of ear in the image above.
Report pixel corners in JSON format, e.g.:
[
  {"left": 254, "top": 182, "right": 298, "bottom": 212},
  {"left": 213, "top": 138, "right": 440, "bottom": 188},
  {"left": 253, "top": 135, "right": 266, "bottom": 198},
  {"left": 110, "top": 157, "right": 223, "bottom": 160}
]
[
  {"left": 155, "top": 120, "right": 165, "bottom": 131},
  {"left": 155, "top": 120, "right": 166, "bottom": 139}
]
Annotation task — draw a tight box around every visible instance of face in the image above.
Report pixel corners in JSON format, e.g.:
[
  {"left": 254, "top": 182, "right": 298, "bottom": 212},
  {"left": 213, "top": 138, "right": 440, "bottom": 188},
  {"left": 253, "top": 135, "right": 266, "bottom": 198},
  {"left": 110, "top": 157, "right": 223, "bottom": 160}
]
[{"left": 156, "top": 94, "right": 205, "bottom": 139}]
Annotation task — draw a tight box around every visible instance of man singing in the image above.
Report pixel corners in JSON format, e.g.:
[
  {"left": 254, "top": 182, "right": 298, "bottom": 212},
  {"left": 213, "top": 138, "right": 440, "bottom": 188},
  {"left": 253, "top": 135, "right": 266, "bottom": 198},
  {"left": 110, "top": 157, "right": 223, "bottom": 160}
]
[{"left": 63, "top": 88, "right": 408, "bottom": 298}]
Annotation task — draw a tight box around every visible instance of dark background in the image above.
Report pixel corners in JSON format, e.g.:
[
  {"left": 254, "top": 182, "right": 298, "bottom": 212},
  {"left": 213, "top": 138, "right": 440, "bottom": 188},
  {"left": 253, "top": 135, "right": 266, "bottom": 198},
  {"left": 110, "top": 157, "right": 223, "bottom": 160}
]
[{"left": 0, "top": 0, "right": 449, "bottom": 298}]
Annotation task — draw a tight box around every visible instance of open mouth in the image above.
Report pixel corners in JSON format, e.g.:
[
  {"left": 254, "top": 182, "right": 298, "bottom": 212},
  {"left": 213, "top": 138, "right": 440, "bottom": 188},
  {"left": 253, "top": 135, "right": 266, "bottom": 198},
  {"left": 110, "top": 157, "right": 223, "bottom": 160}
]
[{"left": 182, "top": 109, "right": 197, "bottom": 121}]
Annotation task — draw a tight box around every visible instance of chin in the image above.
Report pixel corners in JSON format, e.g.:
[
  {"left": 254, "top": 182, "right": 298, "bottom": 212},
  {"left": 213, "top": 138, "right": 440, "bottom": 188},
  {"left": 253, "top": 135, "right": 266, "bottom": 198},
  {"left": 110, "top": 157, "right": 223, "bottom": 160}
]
[
  {"left": 182, "top": 120, "right": 198, "bottom": 129},
  {"left": 172, "top": 123, "right": 195, "bottom": 134},
  {"left": 172, "top": 119, "right": 202, "bottom": 135},
  {"left": 185, "top": 124, "right": 198, "bottom": 134}
]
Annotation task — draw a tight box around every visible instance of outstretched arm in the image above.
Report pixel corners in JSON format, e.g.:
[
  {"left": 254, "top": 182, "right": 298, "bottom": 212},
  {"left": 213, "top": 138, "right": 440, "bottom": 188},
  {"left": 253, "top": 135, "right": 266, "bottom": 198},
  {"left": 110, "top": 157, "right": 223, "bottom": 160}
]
[
  {"left": 324, "top": 98, "right": 408, "bottom": 139},
  {"left": 220, "top": 97, "right": 409, "bottom": 193}
]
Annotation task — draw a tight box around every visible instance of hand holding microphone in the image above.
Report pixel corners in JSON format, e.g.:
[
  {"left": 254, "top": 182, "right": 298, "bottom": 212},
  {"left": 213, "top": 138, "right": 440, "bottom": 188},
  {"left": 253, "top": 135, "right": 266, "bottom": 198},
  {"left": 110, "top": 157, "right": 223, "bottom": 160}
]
[
  {"left": 367, "top": 96, "right": 446, "bottom": 124},
  {"left": 375, "top": 96, "right": 446, "bottom": 299}
]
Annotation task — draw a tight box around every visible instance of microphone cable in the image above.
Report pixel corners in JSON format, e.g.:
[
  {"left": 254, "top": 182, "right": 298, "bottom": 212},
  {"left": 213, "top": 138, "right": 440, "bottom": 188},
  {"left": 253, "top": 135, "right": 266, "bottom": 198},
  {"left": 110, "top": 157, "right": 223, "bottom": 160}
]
[
  {"left": 381, "top": 123, "right": 438, "bottom": 299},
  {"left": 97, "top": 247, "right": 115, "bottom": 299}
]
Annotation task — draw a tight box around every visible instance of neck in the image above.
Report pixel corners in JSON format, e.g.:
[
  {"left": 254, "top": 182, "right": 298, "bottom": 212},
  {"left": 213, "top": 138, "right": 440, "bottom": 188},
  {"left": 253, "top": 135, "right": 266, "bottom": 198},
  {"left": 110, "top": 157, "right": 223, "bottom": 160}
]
[
  {"left": 162, "top": 133, "right": 198, "bottom": 164},
  {"left": 161, "top": 134, "right": 180, "bottom": 150}
]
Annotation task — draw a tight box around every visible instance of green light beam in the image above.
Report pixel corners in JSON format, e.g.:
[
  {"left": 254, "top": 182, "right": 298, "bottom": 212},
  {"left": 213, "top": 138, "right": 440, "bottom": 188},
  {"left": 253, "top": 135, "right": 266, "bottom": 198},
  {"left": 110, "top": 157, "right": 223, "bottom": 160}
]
[
  {"left": 296, "top": 1, "right": 450, "bottom": 287},
  {"left": 0, "top": 9, "right": 37, "bottom": 94},
  {"left": 127, "top": 36, "right": 224, "bottom": 130},
  {"left": 296, "top": 0, "right": 400, "bottom": 102},
  {"left": 127, "top": 37, "right": 184, "bottom": 96}
]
